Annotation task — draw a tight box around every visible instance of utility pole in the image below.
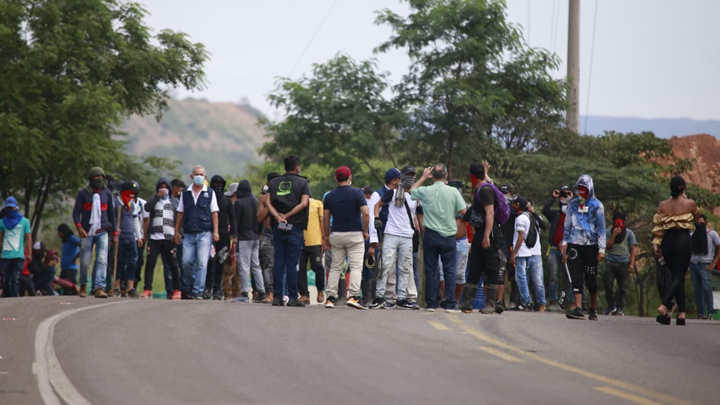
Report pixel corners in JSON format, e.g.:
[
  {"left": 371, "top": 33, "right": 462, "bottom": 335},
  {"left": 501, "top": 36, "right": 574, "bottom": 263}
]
[{"left": 566, "top": 0, "right": 580, "bottom": 133}]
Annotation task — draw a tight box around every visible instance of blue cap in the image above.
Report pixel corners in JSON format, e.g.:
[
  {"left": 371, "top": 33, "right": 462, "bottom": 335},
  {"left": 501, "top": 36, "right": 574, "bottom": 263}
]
[
  {"left": 4, "top": 196, "right": 18, "bottom": 209},
  {"left": 384, "top": 168, "right": 401, "bottom": 183}
]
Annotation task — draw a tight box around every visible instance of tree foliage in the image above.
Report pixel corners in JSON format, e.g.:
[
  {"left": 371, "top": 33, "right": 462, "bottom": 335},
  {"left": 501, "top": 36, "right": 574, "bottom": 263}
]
[{"left": 0, "top": 0, "right": 208, "bottom": 238}]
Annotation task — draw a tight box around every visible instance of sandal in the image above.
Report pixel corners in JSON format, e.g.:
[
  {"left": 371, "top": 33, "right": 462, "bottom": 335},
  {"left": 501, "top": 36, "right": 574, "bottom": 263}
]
[
  {"left": 656, "top": 314, "right": 671, "bottom": 325},
  {"left": 676, "top": 318, "right": 686, "bottom": 326}
]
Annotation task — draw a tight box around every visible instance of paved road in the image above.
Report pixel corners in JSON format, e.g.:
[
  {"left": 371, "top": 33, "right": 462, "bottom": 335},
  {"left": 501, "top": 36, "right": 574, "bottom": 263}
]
[{"left": 1, "top": 296, "right": 718, "bottom": 405}]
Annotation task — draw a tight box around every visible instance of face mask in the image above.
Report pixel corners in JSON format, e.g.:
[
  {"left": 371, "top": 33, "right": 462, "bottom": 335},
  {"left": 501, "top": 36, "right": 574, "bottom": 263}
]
[
  {"left": 213, "top": 185, "right": 224, "bottom": 196},
  {"left": 90, "top": 178, "right": 104, "bottom": 189},
  {"left": 193, "top": 175, "right": 204, "bottom": 186},
  {"left": 577, "top": 187, "right": 589, "bottom": 200},
  {"left": 559, "top": 197, "right": 570, "bottom": 205},
  {"left": 159, "top": 188, "right": 169, "bottom": 199}
]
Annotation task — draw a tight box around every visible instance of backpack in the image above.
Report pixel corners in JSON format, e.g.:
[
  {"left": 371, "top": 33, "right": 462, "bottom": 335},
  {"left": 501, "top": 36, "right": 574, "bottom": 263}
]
[
  {"left": 522, "top": 212, "right": 539, "bottom": 249},
  {"left": 474, "top": 182, "right": 511, "bottom": 225}
]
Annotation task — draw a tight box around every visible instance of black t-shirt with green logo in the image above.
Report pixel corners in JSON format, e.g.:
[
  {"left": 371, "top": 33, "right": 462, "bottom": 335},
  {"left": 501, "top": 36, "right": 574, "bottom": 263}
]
[{"left": 268, "top": 172, "right": 311, "bottom": 230}]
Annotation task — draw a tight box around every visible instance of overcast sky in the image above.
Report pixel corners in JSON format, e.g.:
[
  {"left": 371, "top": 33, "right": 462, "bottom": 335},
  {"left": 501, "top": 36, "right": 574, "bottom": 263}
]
[{"left": 139, "top": 0, "right": 720, "bottom": 121}]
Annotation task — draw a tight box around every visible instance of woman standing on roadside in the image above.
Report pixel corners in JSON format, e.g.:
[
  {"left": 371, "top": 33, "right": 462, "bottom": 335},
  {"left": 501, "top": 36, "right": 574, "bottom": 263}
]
[{"left": 652, "top": 176, "right": 700, "bottom": 325}]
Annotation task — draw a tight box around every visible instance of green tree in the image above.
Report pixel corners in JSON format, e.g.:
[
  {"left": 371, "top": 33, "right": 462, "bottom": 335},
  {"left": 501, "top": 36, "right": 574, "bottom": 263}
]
[
  {"left": 0, "top": 0, "right": 208, "bottom": 238},
  {"left": 375, "top": 0, "right": 566, "bottom": 176},
  {"left": 262, "top": 54, "right": 403, "bottom": 184}
]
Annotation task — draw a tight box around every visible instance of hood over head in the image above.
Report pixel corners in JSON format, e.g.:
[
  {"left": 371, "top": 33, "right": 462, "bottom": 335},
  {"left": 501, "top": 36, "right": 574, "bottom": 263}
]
[
  {"left": 574, "top": 174, "right": 595, "bottom": 199},
  {"left": 156, "top": 177, "right": 171, "bottom": 191},
  {"left": 236, "top": 180, "right": 253, "bottom": 197}
]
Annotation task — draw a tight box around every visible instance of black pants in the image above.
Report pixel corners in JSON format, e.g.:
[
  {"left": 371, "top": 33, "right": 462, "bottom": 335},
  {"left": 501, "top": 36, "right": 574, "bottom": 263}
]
[
  {"left": 467, "top": 231, "right": 501, "bottom": 286},
  {"left": 144, "top": 239, "right": 180, "bottom": 292},
  {"left": 135, "top": 239, "right": 146, "bottom": 285},
  {"left": 604, "top": 261, "right": 629, "bottom": 309},
  {"left": 206, "top": 236, "right": 230, "bottom": 293},
  {"left": 298, "top": 245, "right": 325, "bottom": 297},
  {"left": 567, "top": 244, "right": 599, "bottom": 295},
  {"left": 661, "top": 229, "right": 691, "bottom": 313}
]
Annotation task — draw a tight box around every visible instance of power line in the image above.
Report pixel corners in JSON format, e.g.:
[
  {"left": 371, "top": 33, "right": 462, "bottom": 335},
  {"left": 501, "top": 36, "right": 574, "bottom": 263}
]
[
  {"left": 549, "top": 0, "right": 558, "bottom": 53},
  {"left": 287, "top": 0, "right": 339, "bottom": 78},
  {"left": 584, "top": 0, "right": 599, "bottom": 135},
  {"left": 527, "top": 0, "right": 531, "bottom": 44},
  {"left": 552, "top": 0, "right": 562, "bottom": 54}
]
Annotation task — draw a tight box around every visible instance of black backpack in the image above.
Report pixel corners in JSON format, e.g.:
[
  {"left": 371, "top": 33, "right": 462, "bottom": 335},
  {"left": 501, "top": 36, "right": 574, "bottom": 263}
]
[{"left": 522, "top": 212, "right": 539, "bottom": 249}]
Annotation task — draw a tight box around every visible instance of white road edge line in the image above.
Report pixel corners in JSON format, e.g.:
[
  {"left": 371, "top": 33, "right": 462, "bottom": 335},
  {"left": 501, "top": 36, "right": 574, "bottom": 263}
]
[{"left": 34, "top": 302, "right": 127, "bottom": 405}]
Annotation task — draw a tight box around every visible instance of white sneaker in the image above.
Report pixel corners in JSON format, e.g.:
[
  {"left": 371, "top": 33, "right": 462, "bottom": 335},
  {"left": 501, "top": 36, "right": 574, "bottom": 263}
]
[
  {"left": 346, "top": 297, "right": 368, "bottom": 310},
  {"left": 325, "top": 299, "right": 336, "bottom": 308},
  {"left": 423, "top": 308, "right": 436, "bottom": 312}
]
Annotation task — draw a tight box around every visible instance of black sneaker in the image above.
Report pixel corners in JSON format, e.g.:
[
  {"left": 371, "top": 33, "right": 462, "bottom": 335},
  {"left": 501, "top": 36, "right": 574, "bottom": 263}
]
[
  {"left": 272, "top": 296, "right": 285, "bottom": 306},
  {"left": 369, "top": 297, "right": 385, "bottom": 310},
  {"left": 127, "top": 289, "right": 140, "bottom": 299},
  {"left": 566, "top": 307, "right": 585, "bottom": 320},
  {"left": 324, "top": 296, "right": 337, "bottom": 308},
  {"left": 588, "top": 308, "right": 598, "bottom": 321},
  {"left": 603, "top": 306, "right": 617, "bottom": 316},
  {"left": 213, "top": 291, "right": 224, "bottom": 301},
  {"left": 495, "top": 301, "right": 504, "bottom": 314},
  {"left": 614, "top": 308, "right": 625, "bottom": 316},
  {"left": 287, "top": 297, "right": 306, "bottom": 307},
  {"left": 252, "top": 292, "right": 265, "bottom": 303},
  {"left": 202, "top": 288, "right": 212, "bottom": 300},
  {"left": 396, "top": 299, "right": 414, "bottom": 310}
]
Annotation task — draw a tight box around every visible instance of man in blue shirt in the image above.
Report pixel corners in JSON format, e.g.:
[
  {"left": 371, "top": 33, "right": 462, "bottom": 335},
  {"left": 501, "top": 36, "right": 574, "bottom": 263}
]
[{"left": 323, "top": 166, "right": 370, "bottom": 309}]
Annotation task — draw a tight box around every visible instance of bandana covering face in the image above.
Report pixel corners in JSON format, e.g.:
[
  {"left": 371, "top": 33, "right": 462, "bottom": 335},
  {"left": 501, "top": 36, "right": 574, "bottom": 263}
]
[
  {"left": 120, "top": 190, "right": 136, "bottom": 210},
  {"left": 613, "top": 218, "right": 627, "bottom": 244}
]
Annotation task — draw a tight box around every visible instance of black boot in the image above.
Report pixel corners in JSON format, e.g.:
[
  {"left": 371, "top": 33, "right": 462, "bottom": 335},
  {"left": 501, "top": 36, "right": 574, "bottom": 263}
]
[
  {"left": 459, "top": 284, "right": 478, "bottom": 313},
  {"left": 481, "top": 285, "right": 498, "bottom": 314}
]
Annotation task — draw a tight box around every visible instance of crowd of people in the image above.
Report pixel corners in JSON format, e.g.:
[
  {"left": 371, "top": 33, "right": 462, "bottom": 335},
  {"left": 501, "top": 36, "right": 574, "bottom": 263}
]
[{"left": 0, "top": 156, "right": 717, "bottom": 322}]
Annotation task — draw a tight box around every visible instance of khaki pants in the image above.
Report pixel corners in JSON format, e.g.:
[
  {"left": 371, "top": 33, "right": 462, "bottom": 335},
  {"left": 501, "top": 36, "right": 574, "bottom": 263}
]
[
  {"left": 326, "top": 231, "right": 364, "bottom": 299},
  {"left": 222, "top": 257, "right": 241, "bottom": 298}
]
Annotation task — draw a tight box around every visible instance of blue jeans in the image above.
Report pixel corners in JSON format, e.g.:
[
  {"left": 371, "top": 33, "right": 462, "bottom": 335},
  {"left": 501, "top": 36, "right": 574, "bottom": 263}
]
[
  {"left": 1, "top": 258, "right": 24, "bottom": 297},
  {"left": 181, "top": 232, "right": 213, "bottom": 296},
  {"left": 515, "top": 255, "right": 546, "bottom": 306},
  {"left": 423, "top": 228, "right": 457, "bottom": 309},
  {"left": 689, "top": 262, "right": 714, "bottom": 316},
  {"left": 272, "top": 227, "right": 304, "bottom": 298},
  {"left": 80, "top": 232, "right": 109, "bottom": 290},
  {"left": 376, "top": 234, "right": 414, "bottom": 301},
  {"left": 116, "top": 238, "right": 138, "bottom": 282}
]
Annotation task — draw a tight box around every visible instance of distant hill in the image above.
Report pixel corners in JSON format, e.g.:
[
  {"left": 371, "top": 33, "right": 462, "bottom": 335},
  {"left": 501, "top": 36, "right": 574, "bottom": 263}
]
[
  {"left": 120, "top": 98, "right": 267, "bottom": 176},
  {"left": 581, "top": 115, "right": 720, "bottom": 139}
]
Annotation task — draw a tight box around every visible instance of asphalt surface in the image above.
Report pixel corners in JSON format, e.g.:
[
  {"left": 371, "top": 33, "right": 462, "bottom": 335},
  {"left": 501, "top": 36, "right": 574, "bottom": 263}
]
[{"left": 1, "top": 296, "right": 718, "bottom": 405}]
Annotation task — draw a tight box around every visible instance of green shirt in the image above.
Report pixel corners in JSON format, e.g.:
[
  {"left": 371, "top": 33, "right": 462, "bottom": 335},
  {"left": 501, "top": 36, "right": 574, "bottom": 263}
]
[
  {"left": 0, "top": 217, "right": 31, "bottom": 259},
  {"left": 606, "top": 227, "right": 636, "bottom": 264},
  {"left": 411, "top": 181, "right": 466, "bottom": 237}
]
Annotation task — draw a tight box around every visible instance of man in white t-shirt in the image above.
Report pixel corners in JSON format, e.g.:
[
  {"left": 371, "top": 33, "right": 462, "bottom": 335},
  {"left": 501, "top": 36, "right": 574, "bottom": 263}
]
[
  {"left": 369, "top": 167, "right": 419, "bottom": 309},
  {"left": 509, "top": 196, "right": 547, "bottom": 312},
  {"left": 174, "top": 165, "right": 220, "bottom": 299}
]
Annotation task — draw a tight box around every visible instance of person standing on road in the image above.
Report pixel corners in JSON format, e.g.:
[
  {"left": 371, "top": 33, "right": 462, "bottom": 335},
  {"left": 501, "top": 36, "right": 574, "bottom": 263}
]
[
  {"left": 204, "top": 175, "right": 237, "bottom": 300},
  {"left": 369, "top": 166, "right": 419, "bottom": 310},
  {"left": 461, "top": 163, "right": 507, "bottom": 314},
  {"left": 689, "top": 214, "right": 718, "bottom": 320},
  {"left": 498, "top": 184, "right": 518, "bottom": 310},
  {"left": 542, "top": 186, "right": 574, "bottom": 311},
  {"left": 603, "top": 211, "right": 637, "bottom": 316},
  {"left": 112, "top": 180, "right": 143, "bottom": 298},
  {"left": 298, "top": 196, "right": 326, "bottom": 305},
  {"left": 174, "top": 165, "right": 220, "bottom": 300},
  {"left": 562, "top": 174, "right": 606, "bottom": 321},
  {"left": 0, "top": 197, "right": 32, "bottom": 297},
  {"left": 266, "top": 156, "right": 311, "bottom": 307},
  {"left": 72, "top": 167, "right": 117, "bottom": 298},
  {"left": 257, "top": 173, "right": 281, "bottom": 303},
  {"left": 410, "top": 164, "right": 467, "bottom": 313},
  {"left": 652, "top": 176, "right": 699, "bottom": 325},
  {"left": 509, "top": 196, "right": 547, "bottom": 312},
  {"left": 323, "top": 166, "right": 370, "bottom": 310},
  {"left": 234, "top": 180, "right": 266, "bottom": 303},
  {"left": 142, "top": 178, "right": 182, "bottom": 300}
]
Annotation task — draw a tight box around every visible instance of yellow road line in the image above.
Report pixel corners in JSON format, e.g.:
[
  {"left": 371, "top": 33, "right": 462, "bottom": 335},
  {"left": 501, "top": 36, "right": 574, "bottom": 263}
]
[
  {"left": 446, "top": 317, "right": 692, "bottom": 405},
  {"left": 428, "top": 321, "right": 449, "bottom": 331},
  {"left": 479, "top": 346, "right": 524, "bottom": 362},
  {"left": 594, "top": 386, "right": 665, "bottom": 405}
]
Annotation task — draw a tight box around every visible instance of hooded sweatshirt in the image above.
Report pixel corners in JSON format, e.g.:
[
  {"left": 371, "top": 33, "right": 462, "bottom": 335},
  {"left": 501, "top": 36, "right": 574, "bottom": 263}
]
[
  {"left": 562, "top": 174, "right": 606, "bottom": 253},
  {"left": 234, "top": 180, "right": 259, "bottom": 241},
  {"left": 144, "top": 177, "right": 178, "bottom": 241},
  {"left": 210, "top": 175, "right": 237, "bottom": 239}
]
